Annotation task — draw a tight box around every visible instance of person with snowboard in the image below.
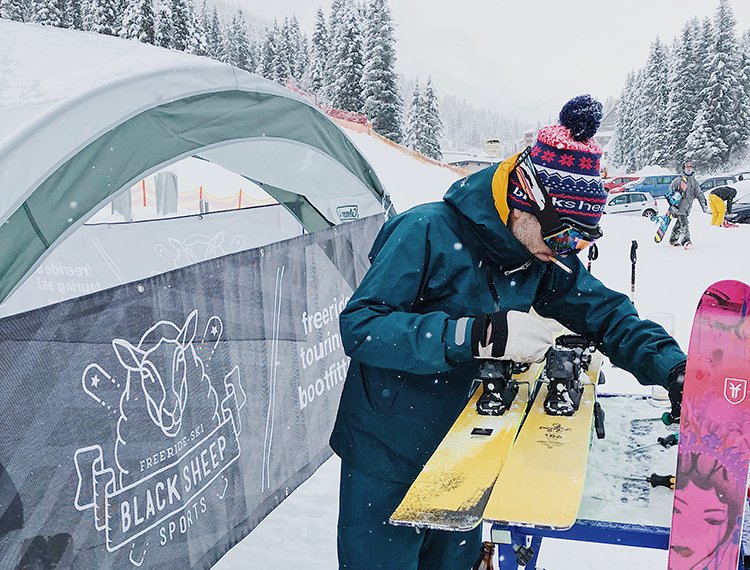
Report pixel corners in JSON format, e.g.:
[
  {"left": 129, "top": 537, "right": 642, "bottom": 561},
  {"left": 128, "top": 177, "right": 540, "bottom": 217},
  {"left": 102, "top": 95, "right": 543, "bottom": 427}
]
[
  {"left": 668, "top": 160, "right": 708, "bottom": 249},
  {"left": 330, "top": 95, "right": 687, "bottom": 570},
  {"left": 708, "top": 184, "right": 737, "bottom": 227}
]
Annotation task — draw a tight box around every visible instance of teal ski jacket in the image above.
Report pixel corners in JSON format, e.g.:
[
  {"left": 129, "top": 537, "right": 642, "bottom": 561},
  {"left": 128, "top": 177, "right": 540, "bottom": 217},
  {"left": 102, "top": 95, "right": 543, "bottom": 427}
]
[{"left": 330, "top": 156, "right": 687, "bottom": 484}]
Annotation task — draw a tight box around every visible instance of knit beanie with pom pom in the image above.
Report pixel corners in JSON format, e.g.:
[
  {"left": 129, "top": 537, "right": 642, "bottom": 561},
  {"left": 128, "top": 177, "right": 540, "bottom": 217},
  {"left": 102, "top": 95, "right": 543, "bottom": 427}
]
[{"left": 508, "top": 95, "right": 607, "bottom": 229}]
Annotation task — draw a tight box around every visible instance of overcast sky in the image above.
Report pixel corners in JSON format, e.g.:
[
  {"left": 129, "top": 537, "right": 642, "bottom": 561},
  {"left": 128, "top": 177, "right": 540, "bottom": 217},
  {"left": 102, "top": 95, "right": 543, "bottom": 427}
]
[{"left": 237, "top": 0, "right": 750, "bottom": 123}]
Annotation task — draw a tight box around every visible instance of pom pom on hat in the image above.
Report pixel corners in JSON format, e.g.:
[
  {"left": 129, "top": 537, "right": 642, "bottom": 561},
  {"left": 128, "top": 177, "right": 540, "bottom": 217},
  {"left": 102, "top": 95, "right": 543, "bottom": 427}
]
[
  {"left": 559, "top": 95, "right": 603, "bottom": 142},
  {"left": 507, "top": 95, "right": 607, "bottom": 229}
]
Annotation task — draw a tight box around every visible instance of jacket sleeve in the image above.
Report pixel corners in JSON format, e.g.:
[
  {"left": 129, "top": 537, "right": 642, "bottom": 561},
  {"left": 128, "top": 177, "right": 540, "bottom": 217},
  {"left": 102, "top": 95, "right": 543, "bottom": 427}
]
[
  {"left": 696, "top": 182, "right": 708, "bottom": 212},
  {"left": 339, "top": 215, "right": 474, "bottom": 374},
  {"left": 533, "top": 260, "right": 686, "bottom": 388}
]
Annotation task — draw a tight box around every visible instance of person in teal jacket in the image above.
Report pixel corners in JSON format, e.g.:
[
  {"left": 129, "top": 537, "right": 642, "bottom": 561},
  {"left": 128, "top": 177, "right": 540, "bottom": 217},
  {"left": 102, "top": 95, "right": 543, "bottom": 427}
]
[{"left": 330, "top": 96, "right": 686, "bottom": 569}]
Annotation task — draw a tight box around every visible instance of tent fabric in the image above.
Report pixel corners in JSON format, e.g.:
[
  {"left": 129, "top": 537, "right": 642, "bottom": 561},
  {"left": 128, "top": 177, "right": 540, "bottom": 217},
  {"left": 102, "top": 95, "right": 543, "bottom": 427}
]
[
  {"left": 0, "top": 21, "right": 390, "bottom": 303},
  {"left": 0, "top": 204, "right": 302, "bottom": 318},
  {"left": 0, "top": 214, "right": 382, "bottom": 569},
  {"left": 155, "top": 172, "right": 179, "bottom": 215}
]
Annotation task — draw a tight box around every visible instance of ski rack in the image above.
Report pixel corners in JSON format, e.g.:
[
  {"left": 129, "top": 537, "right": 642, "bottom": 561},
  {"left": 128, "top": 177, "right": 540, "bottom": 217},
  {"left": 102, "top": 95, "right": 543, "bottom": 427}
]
[{"left": 482, "top": 393, "right": 748, "bottom": 569}]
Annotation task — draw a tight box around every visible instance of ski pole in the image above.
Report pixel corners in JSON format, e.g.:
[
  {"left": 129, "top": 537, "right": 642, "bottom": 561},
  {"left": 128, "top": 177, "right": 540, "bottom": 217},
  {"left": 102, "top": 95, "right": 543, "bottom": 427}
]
[
  {"left": 627, "top": 433, "right": 679, "bottom": 454},
  {"left": 621, "top": 473, "right": 675, "bottom": 490},
  {"left": 630, "top": 240, "right": 638, "bottom": 304},
  {"left": 647, "top": 474, "right": 675, "bottom": 489},
  {"left": 632, "top": 411, "right": 679, "bottom": 426},
  {"left": 587, "top": 243, "right": 599, "bottom": 274},
  {"left": 658, "top": 433, "right": 679, "bottom": 448}
]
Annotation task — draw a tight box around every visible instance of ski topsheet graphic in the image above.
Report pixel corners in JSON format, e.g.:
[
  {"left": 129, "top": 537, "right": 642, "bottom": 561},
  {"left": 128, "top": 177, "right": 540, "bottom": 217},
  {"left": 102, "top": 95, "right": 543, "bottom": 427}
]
[
  {"left": 668, "top": 280, "right": 750, "bottom": 570},
  {"left": 389, "top": 363, "right": 543, "bottom": 531},
  {"left": 482, "top": 351, "right": 603, "bottom": 530}
]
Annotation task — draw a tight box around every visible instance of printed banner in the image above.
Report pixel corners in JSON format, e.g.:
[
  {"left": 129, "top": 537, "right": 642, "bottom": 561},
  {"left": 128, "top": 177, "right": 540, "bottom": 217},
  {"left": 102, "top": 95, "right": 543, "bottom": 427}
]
[
  {"left": 0, "top": 205, "right": 302, "bottom": 318},
  {"left": 0, "top": 214, "right": 382, "bottom": 569}
]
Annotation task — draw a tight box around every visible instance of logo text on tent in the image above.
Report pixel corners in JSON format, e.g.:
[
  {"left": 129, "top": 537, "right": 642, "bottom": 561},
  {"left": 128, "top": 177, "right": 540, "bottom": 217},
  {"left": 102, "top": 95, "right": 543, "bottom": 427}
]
[{"left": 337, "top": 205, "right": 359, "bottom": 221}]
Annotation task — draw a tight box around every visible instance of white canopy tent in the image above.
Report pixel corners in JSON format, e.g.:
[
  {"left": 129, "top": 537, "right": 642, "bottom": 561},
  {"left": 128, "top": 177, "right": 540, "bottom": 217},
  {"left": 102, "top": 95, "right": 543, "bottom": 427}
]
[{"left": 0, "top": 21, "right": 390, "bottom": 305}]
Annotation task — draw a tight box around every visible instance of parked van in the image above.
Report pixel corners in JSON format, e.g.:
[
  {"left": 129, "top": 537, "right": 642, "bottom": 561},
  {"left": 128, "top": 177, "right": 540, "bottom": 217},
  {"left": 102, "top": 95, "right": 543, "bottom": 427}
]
[
  {"left": 699, "top": 175, "right": 737, "bottom": 193},
  {"left": 622, "top": 174, "right": 679, "bottom": 198}
]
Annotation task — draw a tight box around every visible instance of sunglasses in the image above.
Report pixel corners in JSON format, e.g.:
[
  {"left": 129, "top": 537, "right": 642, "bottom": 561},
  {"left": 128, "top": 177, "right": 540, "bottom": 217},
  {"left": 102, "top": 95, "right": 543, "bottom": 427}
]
[{"left": 513, "top": 147, "right": 602, "bottom": 256}]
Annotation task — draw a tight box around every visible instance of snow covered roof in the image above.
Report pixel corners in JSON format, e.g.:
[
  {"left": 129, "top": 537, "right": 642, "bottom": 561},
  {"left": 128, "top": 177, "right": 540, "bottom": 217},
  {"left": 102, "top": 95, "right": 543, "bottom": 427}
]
[
  {"left": 630, "top": 165, "right": 676, "bottom": 176},
  {"left": 0, "top": 21, "right": 387, "bottom": 302},
  {"left": 442, "top": 151, "right": 498, "bottom": 166},
  {"left": 442, "top": 151, "right": 475, "bottom": 163}
]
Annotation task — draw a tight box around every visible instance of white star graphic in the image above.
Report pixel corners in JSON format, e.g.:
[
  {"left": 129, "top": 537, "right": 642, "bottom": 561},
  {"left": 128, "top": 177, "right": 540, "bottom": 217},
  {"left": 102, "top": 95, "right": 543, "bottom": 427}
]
[
  {"left": 211, "top": 325, "right": 219, "bottom": 336},
  {"left": 91, "top": 374, "right": 101, "bottom": 388}
]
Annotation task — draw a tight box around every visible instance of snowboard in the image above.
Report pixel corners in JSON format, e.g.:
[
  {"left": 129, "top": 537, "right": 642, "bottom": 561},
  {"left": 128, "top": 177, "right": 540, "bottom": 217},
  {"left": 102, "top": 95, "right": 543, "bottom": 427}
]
[
  {"left": 482, "top": 350, "right": 603, "bottom": 530},
  {"left": 655, "top": 183, "right": 684, "bottom": 244},
  {"left": 389, "top": 362, "right": 544, "bottom": 531},
  {"left": 668, "top": 280, "right": 750, "bottom": 570},
  {"left": 654, "top": 212, "right": 675, "bottom": 243}
]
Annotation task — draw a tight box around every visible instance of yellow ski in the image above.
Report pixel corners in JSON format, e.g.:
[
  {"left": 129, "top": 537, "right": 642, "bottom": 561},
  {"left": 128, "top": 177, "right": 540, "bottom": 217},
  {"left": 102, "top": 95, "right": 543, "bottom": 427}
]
[
  {"left": 482, "top": 353, "right": 603, "bottom": 530},
  {"left": 390, "top": 363, "right": 543, "bottom": 531}
]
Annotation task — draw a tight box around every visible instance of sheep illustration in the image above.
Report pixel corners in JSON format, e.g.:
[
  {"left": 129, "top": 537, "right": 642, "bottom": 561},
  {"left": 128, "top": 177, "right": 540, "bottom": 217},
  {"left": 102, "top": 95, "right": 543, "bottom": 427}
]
[
  {"left": 74, "top": 310, "right": 245, "bottom": 563},
  {"left": 111, "top": 310, "right": 220, "bottom": 487}
]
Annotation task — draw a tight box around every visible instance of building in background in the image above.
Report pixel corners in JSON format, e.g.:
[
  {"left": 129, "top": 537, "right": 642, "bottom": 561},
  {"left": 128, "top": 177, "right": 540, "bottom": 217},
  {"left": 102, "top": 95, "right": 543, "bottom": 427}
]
[
  {"left": 514, "top": 129, "right": 537, "bottom": 153},
  {"left": 443, "top": 150, "right": 498, "bottom": 174}
]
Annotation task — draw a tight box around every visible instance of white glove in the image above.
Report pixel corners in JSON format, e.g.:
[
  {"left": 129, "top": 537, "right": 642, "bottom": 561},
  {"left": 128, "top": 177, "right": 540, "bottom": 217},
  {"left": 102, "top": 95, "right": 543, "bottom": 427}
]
[
  {"left": 504, "top": 311, "right": 560, "bottom": 362},
  {"left": 471, "top": 310, "right": 559, "bottom": 362}
]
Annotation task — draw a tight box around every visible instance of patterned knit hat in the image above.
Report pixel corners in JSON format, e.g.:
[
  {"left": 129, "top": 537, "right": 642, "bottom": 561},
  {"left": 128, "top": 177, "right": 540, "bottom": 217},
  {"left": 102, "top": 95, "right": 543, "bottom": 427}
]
[{"left": 508, "top": 95, "right": 606, "bottom": 229}]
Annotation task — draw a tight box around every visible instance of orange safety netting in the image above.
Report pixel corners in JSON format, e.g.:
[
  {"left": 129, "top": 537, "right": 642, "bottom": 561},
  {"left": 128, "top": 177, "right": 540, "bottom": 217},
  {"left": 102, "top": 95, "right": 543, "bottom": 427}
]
[
  {"left": 127, "top": 180, "right": 275, "bottom": 211},
  {"left": 285, "top": 82, "right": 470, "bottom": 178}
]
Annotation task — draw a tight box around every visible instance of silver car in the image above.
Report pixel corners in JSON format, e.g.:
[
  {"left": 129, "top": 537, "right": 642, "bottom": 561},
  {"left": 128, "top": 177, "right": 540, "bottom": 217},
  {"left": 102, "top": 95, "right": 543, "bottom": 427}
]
[{"left": 604, "top": 191, "right": 658, "bottom": 217}]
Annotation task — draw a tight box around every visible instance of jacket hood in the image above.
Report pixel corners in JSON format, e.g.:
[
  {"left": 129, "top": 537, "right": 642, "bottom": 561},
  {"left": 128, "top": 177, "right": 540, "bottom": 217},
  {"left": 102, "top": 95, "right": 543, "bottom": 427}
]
[{"left": 443, "top": 155, "right": 533, "bottom": 269}]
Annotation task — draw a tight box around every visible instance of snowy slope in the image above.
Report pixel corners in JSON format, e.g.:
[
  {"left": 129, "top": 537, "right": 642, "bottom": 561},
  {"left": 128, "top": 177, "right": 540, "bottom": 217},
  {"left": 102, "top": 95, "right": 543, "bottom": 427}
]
[
  {"left": 215, "top": 129, "right": 750, "bottom": 569},
  {"left": 344, "top": 130, "right": 462, "bottom": 212}
]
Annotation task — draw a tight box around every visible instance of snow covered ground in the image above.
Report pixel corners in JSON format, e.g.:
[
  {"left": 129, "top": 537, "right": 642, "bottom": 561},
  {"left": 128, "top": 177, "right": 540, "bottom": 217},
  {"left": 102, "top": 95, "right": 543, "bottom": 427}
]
[{"left": 215, "top": 129, "right": 750, "bottom": 569}]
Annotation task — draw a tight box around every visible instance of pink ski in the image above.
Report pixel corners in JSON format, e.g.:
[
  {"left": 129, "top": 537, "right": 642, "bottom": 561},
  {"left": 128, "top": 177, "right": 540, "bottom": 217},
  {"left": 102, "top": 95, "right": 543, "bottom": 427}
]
[{"left": 669, "top": 280, "right": 750, "bottom": 569}]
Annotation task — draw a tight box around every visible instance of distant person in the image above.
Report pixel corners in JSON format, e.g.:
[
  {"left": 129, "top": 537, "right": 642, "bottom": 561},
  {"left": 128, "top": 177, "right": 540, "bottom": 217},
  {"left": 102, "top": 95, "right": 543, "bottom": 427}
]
[
  {"left": 708, "top": 185, "right": 737, "bottom": 227},
  {"left": 668, "top": 160, "right": 708, "bottom": 249}
]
